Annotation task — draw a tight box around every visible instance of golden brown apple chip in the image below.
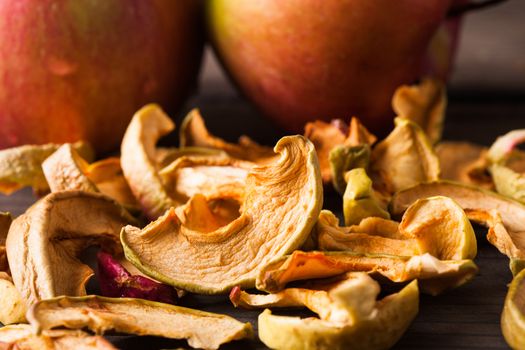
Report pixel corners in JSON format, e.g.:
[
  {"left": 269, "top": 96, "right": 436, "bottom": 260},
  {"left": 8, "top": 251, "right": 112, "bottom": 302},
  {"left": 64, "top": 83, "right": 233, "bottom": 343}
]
[{"left": 28, "top": 295, "right": 253, "bottom": 350}]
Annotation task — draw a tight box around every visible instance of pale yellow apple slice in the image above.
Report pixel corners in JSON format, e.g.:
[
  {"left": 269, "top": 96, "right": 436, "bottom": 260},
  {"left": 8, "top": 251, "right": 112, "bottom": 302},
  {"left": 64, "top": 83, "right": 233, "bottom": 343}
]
[
  {"left": 121, "top": 135, "right": 323, "bottom": 294},
  {"left": 258, "top": 274, "right": 419, "bottom": 350},
  {"left": 27, "top": 295, "right": 253, "bottom": 350},
  {"left": 0, "top": 324, "right": 116, "bottom": 350},
  {"left": 501, "top": 268, "right": 525, "bottom": 349}
]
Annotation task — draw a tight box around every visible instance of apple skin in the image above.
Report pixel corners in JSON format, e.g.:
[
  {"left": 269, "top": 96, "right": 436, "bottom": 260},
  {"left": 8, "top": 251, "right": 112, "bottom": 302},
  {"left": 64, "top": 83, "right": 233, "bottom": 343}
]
[
  {"left": 207, "top": 0, "right": 456, "bottom": 136},
  {"left": 0, "top": 0, "right": 203, "bottom": 154}
]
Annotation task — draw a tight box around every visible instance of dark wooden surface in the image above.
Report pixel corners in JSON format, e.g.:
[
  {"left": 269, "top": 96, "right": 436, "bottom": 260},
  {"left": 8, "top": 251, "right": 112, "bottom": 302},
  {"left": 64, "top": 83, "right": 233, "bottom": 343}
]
[{"left": 1, "top": 96, "right": 524, "bottom": 349}]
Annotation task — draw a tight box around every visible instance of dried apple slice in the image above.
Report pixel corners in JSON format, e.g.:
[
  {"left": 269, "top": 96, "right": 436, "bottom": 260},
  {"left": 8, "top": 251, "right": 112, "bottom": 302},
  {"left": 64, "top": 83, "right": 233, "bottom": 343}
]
[
  {"left": 436, "top": 141, "right": 493, "bottom": 189},
  {"left": 488, "top": 129, "right": 525, "bottom": 203},
  {"left": 27, "top": 295, "right": 253, "bottom": 350},
  {"left": 258, "top": 274, "right": 419, "bottom": 350},
  {"left": 342, "top": 168, "right": 389, "bottom": 225},
  {"left": 122, "top": 135, "right": 323, "bottom": 294},
  {"left": 329, "top": 144, "right": 370, "bottom": 194},
  {"left": 0, "top": 324, "right": 116, "bottom": 350},
  {"left": 0, "top": 141, "right": 94, "bottom": 195},
  {"left": 180, "top": 108, "right": 274, "bottom": 162},
  {"left": 6, "top": 191, "right": 136, "bottom": 306},
  {"left": 392, "top": 78, "right": 446, "bottom": 144},
  {"left": 502, "top": 268, "right": 525, "bottom": 349},
  {"left": 121, "top": 104, "right": 182, "bottom": 219},
  {"left": 256, "top": 250, "right": 477, "bottom": 296},
  {"left": 0, "top": 272, "right": 26, "bottom": 325},
  {"left": 370, "top": 117, "right": 440, "bottom": 195}
]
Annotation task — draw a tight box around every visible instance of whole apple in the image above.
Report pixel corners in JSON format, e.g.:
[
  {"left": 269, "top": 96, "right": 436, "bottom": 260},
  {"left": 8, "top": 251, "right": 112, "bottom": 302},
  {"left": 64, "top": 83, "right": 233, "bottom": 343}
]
[
  {"left": 0, "top": 0, "right": 203, "bottom": 153},
  {"left": 206, "top": 0, "right": 458, "bottom": 135}
]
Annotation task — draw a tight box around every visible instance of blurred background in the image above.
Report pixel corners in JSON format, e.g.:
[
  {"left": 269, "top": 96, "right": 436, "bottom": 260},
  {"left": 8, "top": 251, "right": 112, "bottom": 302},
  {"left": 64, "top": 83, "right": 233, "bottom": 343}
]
[{"left": 191, "top": 0, "right": 524, "bottom": 145}]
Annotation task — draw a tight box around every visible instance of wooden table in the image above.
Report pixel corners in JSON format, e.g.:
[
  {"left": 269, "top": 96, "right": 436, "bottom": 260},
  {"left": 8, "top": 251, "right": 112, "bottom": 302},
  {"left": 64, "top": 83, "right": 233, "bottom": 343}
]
[{"left": 1, "top": 94, "right": 524, "bottom": 349}]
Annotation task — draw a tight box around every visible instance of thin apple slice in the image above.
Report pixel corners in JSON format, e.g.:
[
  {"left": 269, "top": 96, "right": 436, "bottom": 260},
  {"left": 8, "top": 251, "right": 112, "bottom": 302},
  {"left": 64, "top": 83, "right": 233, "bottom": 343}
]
[
  {"left": 370, "top": 117, "right": 440, "bottom": 195},
  {"left": 0, "top": 324, "right": 116, "bottom": 350},
  {"left": 0, "top": 272, "right": 26, "bottom": 325},
  {"left": 0, "top": 141, "right": 94, "bottom": 195},
  {"left": 256, "top": 250, "right": 477, "bottom": 296},
  {"left": 122, "top": 135, "right": 323, "bottom": 294},
  {"left": 27, "top": 295, "right": 253, "bottom": 350},
  {"left": 6, "top": 191, "right": 136, "bottom": 306},
  {"left": 258, "top": 274, "right": 419, "bottom": 350},
  {"left": 180, "top": 108, "right": 274, "bottom": 163},
  {"left": 502, "top": 268, "right": 525, "bottom": 349},
  {"left": 392, "top": 78, "right": 446, "bottom": 144},
  {"left": 329, "top": 144, "right": 370, "bottom": 194}
]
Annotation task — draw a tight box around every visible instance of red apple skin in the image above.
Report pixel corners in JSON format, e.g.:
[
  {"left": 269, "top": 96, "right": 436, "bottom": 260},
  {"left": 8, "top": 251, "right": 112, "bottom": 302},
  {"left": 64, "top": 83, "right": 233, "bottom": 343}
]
[
  {"left": 207, "top": 0, "right": 455, "bottom": 136},
  {"left": 0, "top": 0, "right": 203, "bottom": 154}
]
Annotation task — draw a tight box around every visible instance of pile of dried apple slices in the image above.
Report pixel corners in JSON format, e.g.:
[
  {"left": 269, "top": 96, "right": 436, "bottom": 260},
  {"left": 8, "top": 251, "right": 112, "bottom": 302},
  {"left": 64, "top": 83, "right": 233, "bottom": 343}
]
[{"left": 0, "top": 79, "right": 524, "bottom": 349}]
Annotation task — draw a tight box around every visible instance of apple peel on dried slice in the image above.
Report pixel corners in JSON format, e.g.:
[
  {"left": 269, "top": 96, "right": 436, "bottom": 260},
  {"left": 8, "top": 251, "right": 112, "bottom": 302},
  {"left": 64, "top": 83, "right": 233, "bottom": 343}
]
[
  {"left": 0, "top": 324, "right": 116, "bottom": 350},
  {"left": 501, "top": 267, "right": 525, "bottom": 349},
  {"left": 27, "top": 295, "right": 253, "bottom": 350},
  {"left": 122, "top": 135, "right": 323, "bottom": 294},
  {"left": 256, "top": 250, "right": 477, "bottom": 296},
  {"left": 0, "top": 141, "right": 94, "bottom": 195},
  {"left": 370, "top": 117, "right": 440, "bottom": 195},
  {"left": 392, "top": 78, "right": 446, "bottom": 145},
  {"left": 329, "top": 144, "right": 371, "bottom": 194},
  {"left": 256, "top": 274, "right": 418, "bottom": 350},
  {"left": 180, "top": 108, "right": 274, "bottom": 163},
  {"left": 6, "top": 191, "right": 136, "bottom": 307}
]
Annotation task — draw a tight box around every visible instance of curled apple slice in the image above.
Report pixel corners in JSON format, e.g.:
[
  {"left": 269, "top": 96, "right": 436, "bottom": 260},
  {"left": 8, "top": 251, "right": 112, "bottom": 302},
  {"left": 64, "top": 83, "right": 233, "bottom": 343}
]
[
  {"left": 180, "top": 108, "right": 274, "bottom": 162},
  {"left": 0, "top": 324, "right": 116, "bottom": 350},
  {"left": 392, "top": 78, "right": 446, "bottom": 144},
  {"left": 329, "top": 144, "right": 370, "bottom": 194},
  {"left": 258, "top": 274, "right": 419, "bottom": 350},
  {"left": 0, "top": 272, "right": 26, "bottom": 325},
  {"left": 122, "top": 135, "right": 323, "bottom": 294},
  {"left": 27, "top": 295, "right": 253, "bottom": 350},
  {"left": 342, "top": 168, "right": 389, "bottom": 225},
  {"left": 256, "top": 250, "right": 477, "bottom": 296},
  {"left": 370, "top": 117, "right": 440, "bottom": 195},
  {"left": 436, "top": 141, "right": 493, "bottom": 189},
  {"left": 0, "top": 141, "right": 94, "bottom": 195},
  {"left": 502, "top": 268, "right": 525, "bottom": 349},
  {"left": 6, "top": 191, "right": 136, "bottom": 306}
]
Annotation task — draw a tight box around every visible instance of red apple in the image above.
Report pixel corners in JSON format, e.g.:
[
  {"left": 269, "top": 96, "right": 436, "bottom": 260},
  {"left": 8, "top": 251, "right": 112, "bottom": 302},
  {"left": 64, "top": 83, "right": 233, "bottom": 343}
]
[
  {"left": 0, "top": 0, "right": 203, "bottom": 154},
  {"left": 206, "top": 0, "right": 457, "bottom": 135}
]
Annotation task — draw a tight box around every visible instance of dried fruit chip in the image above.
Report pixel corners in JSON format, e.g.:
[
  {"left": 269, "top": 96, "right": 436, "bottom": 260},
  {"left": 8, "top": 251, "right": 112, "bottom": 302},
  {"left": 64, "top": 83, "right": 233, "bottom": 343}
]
[
  {"left": 156, "top": 146, "right": 228, "bottom": 169},
  {"left": 329, "top": 144, "right": 371, "bottom": 194},
  {"left": 256, "top": 250, "right": 477, "bottom": 296},
  {"left": 0, "top": 272, "right": 26, "bottom": 325},
  {"left": 0, "top": 141, "right": 94, "bottom": 195},
  {"left": 0, "top": 324, "right": 115, "bottom": 350},
  {"left": 6, "top": 191, "right": 136, "bottom": 306},
  {"left": 121, "top": 104, "right": 182, "bottom": 219},
  {"left": 342, "top": 168, "right": 390, "bottom": 225},
  {"left": 97, "top": 251, "right": 178, "bottom": 304},
  {"left": 392, "top": 78, "right": 446, "bottom": 144},
  {"left": 121, "top": 135, "right": 323, "bottom": 294},
  {"left": 27, "top": 295, "right": 253, "bottom": 350},
  {"left": 436, "top": 141, "right": 493, "bottom": 189},
  {"left": 180, "top": 108, "right": 274, "bottom": 162},
  {"left": 258, "top": 274, "right": 419, "bottom": 350},
  {"left": 346, "top": 117, "right": 377, "bottom": 147},
  {"left": 370, "top": 117, "right": 440, "bottom": 195},
  {"left": 502, "top": 267, "right": 525, "bottom": 349}
]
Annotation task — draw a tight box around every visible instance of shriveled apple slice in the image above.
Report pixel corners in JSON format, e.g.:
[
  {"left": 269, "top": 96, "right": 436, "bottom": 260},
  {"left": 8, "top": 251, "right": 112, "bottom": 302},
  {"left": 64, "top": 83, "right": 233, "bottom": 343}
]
[
  {"left": 488, "top": 129, "right": 525, "bottom": 203},
  {"left": 27, "top": 295, "right": 253, "bottom": 350},
  {"left": 121, "top": 104, "right": 182, "bottom": 219},
  {"left": 256, "top": 251, "right": 477, "bottom": 296},
  {"left": 6, "top": 191, "right": 136, "bottom": 306},
  {"left": 392, "top": 78, "right": 446, "bottom": 144},
  {"left": 0, "top": 272, "right": 26, "bottom": 325},
  {"left": 156, "top": 146, "right": 229, "bottom": 168},
  {"left": 122, "top": 135, "right": 323, "bottom": 294},
  {"left": 0, "top": 324, "right": 116, "bottom": 350},
  {"left": 180, "top": 108, "right": 274, "bottom": 162},
  {"left": 258, "top": 274, "right": 419, "bottom": 350},
  {"left": 159, "top": 155, "right": 251, "bottom": 201},
  {"left": 370, "top": 117, "right": 440, "bottom": 195},
  {"left": 502, "top": 268, "right": 525, "bottom": 349},
  {"left": 436, "top": 141, "right": 493, "bottom": 189},
  {"left": 0, "top": 141, "right": 94, "bottom": 195},
  {"left": 329, "top": 144, "right": 370, "bottom": 194},
  {"left": 342, "top": 168, "right": 389, "bottom": 225}
]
